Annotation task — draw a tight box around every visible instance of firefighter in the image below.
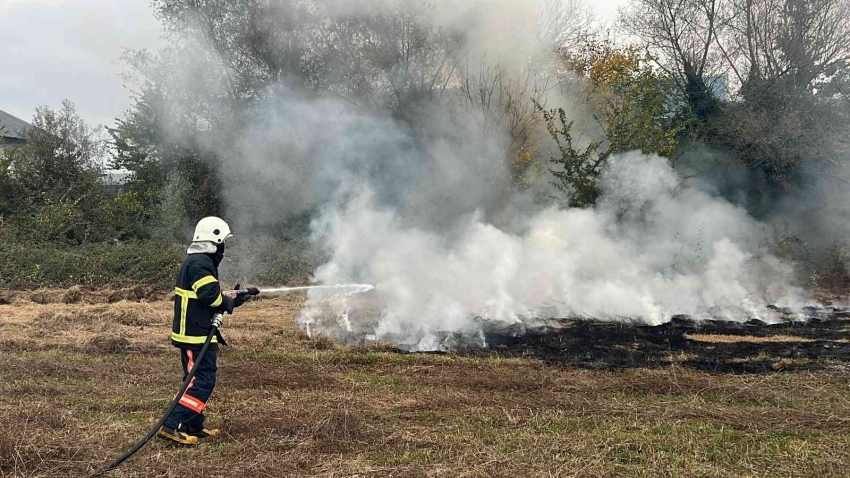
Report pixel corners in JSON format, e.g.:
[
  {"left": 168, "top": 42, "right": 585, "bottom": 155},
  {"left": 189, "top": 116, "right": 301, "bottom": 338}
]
[{"left": 157, "top": 216, "right": 248, "bottom": 445}]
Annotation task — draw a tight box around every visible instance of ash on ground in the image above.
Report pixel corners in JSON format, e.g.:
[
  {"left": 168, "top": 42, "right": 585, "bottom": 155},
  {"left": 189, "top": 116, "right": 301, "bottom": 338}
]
[
  {"left": 300, "top": 296, "right": 850, "bottom": 373},
  {"left": 473, "top": 306, "right": 850, "bottom": 373}
]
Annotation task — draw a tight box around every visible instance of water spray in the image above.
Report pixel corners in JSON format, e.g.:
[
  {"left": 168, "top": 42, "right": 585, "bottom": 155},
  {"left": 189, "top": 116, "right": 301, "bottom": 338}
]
[{"left": 258, "top": 283, "right": 374, "bottom": 298}]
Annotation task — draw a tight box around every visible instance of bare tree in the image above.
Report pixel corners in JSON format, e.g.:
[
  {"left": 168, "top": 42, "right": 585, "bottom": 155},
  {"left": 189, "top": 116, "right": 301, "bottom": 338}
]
[
  {"left": 729, "top": 0, "right": 850, "bottom": 95},
  {"left": 537, "top": 0, "right": 594, "bottom": 50},
  {"left": 451, "top": 59, "right": 554, "bottom": 180},
  {"left": 621, "top": 0, "right": 732, "bottom": 117},
  {"left": 154, "top": 0, "right": 322, "bottom": 106},
  {"left": 306, "top": 0, "right": 461, "bottom": 116}
]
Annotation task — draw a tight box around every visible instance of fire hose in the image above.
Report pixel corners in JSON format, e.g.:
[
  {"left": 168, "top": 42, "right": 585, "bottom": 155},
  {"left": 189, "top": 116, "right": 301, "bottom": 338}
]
[{"left": 90, "top": 287, "right": 260, "bottom": 476}]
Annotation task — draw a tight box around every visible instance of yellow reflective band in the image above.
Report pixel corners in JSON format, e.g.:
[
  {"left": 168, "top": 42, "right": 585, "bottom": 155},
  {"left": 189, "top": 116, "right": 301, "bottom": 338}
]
[
  {"left": 192, "top": 275, "right": 218, "bottom": 292},
  {"left": 174, "top": 287, "right": 198, "bottom": 299},
  {"left": 180, "top": 296, "right": 188, "bottom": 336},
  {"left": 174, "top": 288, "right": 196, "bottom": 336},
  {"left": 171, "top": 332, "right": 218, "bottom": 344},
  {"left": 211, "top": 294, "right": 223, "bottom": 308}
]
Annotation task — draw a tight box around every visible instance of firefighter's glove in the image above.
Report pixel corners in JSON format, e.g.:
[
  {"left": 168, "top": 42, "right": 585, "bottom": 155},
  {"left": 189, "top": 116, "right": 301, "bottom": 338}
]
[
  {"left": 233, "top": 283, "right": 249, "bottom": 308},
  {"left": 220, "top": 294, "right": 236, "bottom": 314},
  {"left": 211, "top": 313, "right": 224, "bottom": 329}
]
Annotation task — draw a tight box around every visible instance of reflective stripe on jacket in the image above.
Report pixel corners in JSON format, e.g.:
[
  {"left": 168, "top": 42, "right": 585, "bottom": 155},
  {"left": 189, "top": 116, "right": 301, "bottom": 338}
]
[{"left": 172, "top": 253, "right": 225, "bottom": 345}]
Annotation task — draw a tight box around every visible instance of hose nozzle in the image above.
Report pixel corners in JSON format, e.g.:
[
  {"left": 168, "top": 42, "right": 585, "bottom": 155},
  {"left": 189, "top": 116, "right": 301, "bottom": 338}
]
[{"left": 224, "top": 287, "right": 261, "bottom": 299}]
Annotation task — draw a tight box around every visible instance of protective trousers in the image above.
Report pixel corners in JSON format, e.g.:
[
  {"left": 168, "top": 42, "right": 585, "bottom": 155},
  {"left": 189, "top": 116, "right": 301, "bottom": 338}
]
[{"left": 164, "top": 345, "right": 218, "bottom": 433}]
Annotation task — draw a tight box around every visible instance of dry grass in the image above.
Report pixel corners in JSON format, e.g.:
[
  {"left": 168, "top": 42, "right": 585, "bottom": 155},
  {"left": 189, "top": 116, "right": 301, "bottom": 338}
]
[
  {"left": 0, "top": 294, "right": 849, "bottom": 477},
  {"left": 308, "top": 334, "right": 337, "bottom": 351},
  {"left": 662, "top": 351, "right": 699, "bottom": 363},
  {"left": 0, "top": 291, "right": 15, "bottom": 305},
  {"left": 1, "top": 286, "right": 167, "bottom": 306},
  {"left": 686, "top": 333, "right": 817, "bottom": 343}
]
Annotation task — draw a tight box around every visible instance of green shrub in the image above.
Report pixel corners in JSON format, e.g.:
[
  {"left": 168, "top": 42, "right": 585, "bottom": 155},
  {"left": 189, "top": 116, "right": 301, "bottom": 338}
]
[{"left": 0, "top": 236, "right": 183, "bottom": 289}]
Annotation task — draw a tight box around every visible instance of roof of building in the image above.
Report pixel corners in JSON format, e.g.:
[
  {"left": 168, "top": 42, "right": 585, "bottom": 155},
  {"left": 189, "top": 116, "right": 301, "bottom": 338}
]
[{"left": 0, "top": 109, "right": 32, "bottom": 140}]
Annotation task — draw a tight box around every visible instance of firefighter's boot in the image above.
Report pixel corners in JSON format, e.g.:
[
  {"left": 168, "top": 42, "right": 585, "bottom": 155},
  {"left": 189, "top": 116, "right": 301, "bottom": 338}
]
[
  {"left": 188, "top": 427, "right": 221, "bottom": 439},
  {"left": 157, "top": 426, "right": 199, "bottom": 445}
]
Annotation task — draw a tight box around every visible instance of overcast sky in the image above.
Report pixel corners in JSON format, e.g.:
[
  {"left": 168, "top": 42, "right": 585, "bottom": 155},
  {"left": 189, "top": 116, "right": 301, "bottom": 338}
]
[
  {"left": 0, "top": 0, "right": 626, "bottom": 129},
  {"left": 0, "top": 0, "right": 162, "bottom": 127}
]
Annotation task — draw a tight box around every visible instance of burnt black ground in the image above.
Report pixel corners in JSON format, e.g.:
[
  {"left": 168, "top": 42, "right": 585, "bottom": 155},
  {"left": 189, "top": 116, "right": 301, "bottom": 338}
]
[{"left": 467, "top": 308, "right": 850, "bottom": 373}]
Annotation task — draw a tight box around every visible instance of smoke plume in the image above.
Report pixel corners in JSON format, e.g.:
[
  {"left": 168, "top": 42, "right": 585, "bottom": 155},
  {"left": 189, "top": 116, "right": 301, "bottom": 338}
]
[
  {"left": 300, "top": 153, "right": 808, "bottom": 350},
  {"left": 143, "top": 0, "right": 819, "bottom": 350}
]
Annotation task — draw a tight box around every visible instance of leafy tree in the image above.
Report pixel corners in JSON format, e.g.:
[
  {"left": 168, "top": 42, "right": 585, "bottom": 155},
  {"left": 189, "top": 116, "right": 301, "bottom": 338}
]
[
  {"left": 4, "top": 101, "right": 112, "bottom": 243},
  {"left": 109, "top": 50, "right": 224, "bottom": 239},
  {"left": 10, "top": 101, "right": 105, "bottom": 196},
  {"left": 0, "top": 126, "right": 19, "bottom": 217},
  {"left": 536, "top": 41, "right": 680, "bottom": 207},
  {"left": 563, "top": 40, "right": 681, "bottom": 159}
]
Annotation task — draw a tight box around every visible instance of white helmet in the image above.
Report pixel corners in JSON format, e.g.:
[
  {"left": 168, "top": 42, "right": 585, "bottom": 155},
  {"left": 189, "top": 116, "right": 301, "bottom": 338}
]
[{"left": 192, "top": 217, "right": 233, "bottom": 244}]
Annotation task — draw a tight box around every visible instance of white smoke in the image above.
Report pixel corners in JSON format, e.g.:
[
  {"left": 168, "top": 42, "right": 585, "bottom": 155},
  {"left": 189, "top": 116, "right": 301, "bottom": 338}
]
[
  {"left": 300, "top": 153, "right": 810, "bottom": 350},
  {"left": 132, "top": 0, "right": 816, "bottom": 350}
]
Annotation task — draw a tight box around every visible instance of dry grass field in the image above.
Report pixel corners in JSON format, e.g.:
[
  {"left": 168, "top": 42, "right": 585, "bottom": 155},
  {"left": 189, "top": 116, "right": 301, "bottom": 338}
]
[{"left": 1, "top": 289, "right": 850, "bottom": 477}]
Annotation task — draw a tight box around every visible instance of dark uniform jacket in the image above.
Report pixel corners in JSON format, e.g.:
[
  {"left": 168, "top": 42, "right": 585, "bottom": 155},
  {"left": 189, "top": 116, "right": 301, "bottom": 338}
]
[{"left": 172, "top": 252, "right": 229, "bottom": 346}]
